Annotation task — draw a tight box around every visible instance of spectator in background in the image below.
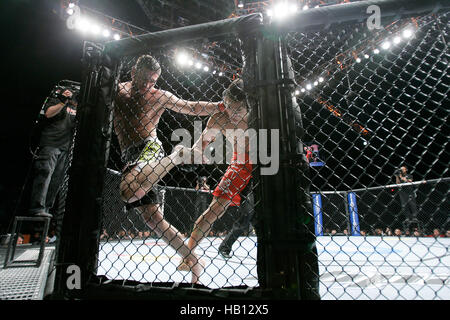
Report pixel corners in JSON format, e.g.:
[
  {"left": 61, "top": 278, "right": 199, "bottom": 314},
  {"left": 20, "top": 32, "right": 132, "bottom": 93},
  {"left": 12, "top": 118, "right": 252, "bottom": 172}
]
[
  {"left": 360, "top": 230, "right": 367, "bottom": 237},
  {"left": 16, "top": 234, "right": 24, "bottom": 245},
  {"left": 404, "top": 229, "right": 411, "bottom": 237},
  {"left": 195, "top": 176, "right": 211, "bottom": 219},
  {"left": 385, "top": 227, "right": 393, "bottom": 236},
  {"left": 374, "top": 228, "right": 383, "bottom": 236},
  {"left": 48, "top": 230, "right": 57, "bottom": 243},
  {"left": 446, "top": 230, "right": 450, "bottom": 238},
  {"left": 394, "top": 166, "right": 419, "bottom": 232},
  {"left": 32, "top": 232, "right": 41, "bottom": 245},
  {"left": 100, "top": 229, "right": 109, "bottom": 241},
  {"left": 428, "top": 228, "right": 444, "bottom": 238},
  {"left": 343, "top": 229, "right": 349, "bottom": 236},
  {"left": 143, "top": 230, "right": 151, "bottom": 239},
  {"left": 394, "top": 228, "right": 402, "bottom": 237},
  {"left": 413, "top": 229, "right": 422, "bottom": 237},
  {"left": 331, "top": 229, "right": 337, "bottom": 236}
]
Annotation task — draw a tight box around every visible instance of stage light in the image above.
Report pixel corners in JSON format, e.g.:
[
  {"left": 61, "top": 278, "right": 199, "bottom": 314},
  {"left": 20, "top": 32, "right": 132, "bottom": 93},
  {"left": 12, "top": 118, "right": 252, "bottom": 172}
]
[
  {"left": 238, "top": 1, "right": 244, "bottom": 8},
  {"left": 67, "top": 8, "right": 74, "bottom": 15},
  {"left": 91, "top": 24, "right": 101, "bottom": 35},
  {"left": 364, "top": 54, "right": 370, "bottom": 59},
  {"left": 303, "top": 5, "right": 309, "bottom": 10},
  {"left": 381, "top": 41, "right": 391, "bottom": 50},
  {"left": 373, "top": 48, "right": 380, "bottom": 54},
  {"left": 212, "top": 70, "right": 217, "bottom": 75},
  {"left": 102, "top": 29, "right": 110, "bottom": 38},
  {"left": 218, "top": 72, "right": 224, "bottom": 76},
  {"left": 203, "top": 66, "right": 209, "bottom": 72},
  {"left": 69, "top": 3, "right": 75, "bottom": 8},
  {"left": 176, "top": 52, "right": 189, "bottom": 66},
  {"left": 295, "top": 89, "right": 300, "bottom": 95},
  {"left": 195, "top": 62, "right": 202, "bottom": 69},
  {"left": 363, "top": 140, "right": 368, "bottom": 146},
  {"left": 314, "top": 81, "right": 318, "bottom": 86},
  {"left": 270, "top": 2, "right": 298, "bottom": 20},
  {"left": 393, "top": 36, "right": 401, "bottom": 44},
  {"left": 306, "top": 84, "right": 312, "bottom": 90},
  {"left": 301, "top": 88, "right": 306, "bottom": 93},
  {"left": 113, "top": 33, "right": 121, "bottom": 40},
  {"left": 403, "top": 29, "right": 413, "bottom": 38},
  {"left": 356, "top": 57, "right": 362, "bottom": 63},
  {"left": 318, "top": 77, "right": 324, "bottom": 83},
  {"left": 75, "top": 19, "right": 90, "bottom": 32},
  {"left": 188, "top": 60, "right": 194, "bottom": 66}
]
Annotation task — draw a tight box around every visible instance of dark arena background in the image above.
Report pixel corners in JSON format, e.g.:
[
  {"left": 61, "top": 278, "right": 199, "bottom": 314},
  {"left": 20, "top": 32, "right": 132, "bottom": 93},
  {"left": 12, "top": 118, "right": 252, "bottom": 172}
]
[{"left": 0, "top": 0, "right": 448, "bottom": 307}]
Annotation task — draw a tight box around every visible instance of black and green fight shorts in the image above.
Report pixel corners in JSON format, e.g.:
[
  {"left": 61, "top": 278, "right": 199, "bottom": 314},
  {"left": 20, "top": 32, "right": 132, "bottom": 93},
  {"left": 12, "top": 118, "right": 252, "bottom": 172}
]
[{"left": 121, "top": 138, "right": 165, "bottom": 207}]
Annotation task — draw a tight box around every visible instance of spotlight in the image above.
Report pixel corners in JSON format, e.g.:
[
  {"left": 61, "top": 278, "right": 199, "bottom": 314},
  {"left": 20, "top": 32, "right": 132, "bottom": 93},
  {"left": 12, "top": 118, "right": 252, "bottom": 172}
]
[
  {"left": 238, "top": 1, "right": 244, "bottom": 8},
  {"left": 218, "top": 72, "right": 224, "bottom": 76},
  {"left": 67, "top": 8, "right": 74, "bottom": 15},
  {"left": 314, "top": 81, "right": 318, "bottom": 86},
  {"left": 306, "top": 84, "right": 312, "bottom": 90},
  {"left": 403, "top": 29, "right": 413, "bottom": 38},
  {"left": 363, "top": 140, "right": 368, "bottom": 146},
  {"left": 393, "top": 36, "right": 401, "bottom": 44},
  {"left": 68, "top": 3, "right": 75, "bottom": 8},
  {"left": 212, "top": 70, "right": 217, "bottom": 75},
  {"left": 271, "top": 2, "right": 298, "bottom": 20},
  {"left": 295, "top": 89, "right": 300, "bottom": 95},
  {"left": 373, "top": 48, "right": 380, "bottom": 54},
  {"left": 364, "top": 54, "right": 370, "bottom": 59},
  {"left": 381, "top": 41, "right": 391, "bottom": 50},
  {"left": 176, "top": 52, "right": 189, "bottom": 66},
  {"left": 113, "top": 33, "right": 121, "bottom": 40},
  {"left": 195, "top": 62, "right": 202, "bottom": 69},
  {"left": 102, "top": 29, "right": 110, "bottom": 38},
  {"left": 303, "top": 5, "right": 309, "bottom": 10},
  {"left": 301, "top": 88, "right": 306, "bottom": 93},
  {"left": 356, "top": 57, "right": 362, "bottom": 63},
  {"left": 188, "top": 60, "right": 194, "bottom": 66},
  {"left": 318, "top": 77, "right": 324, "bottom": 83},
  {"left": 75, "top": 19, "right": 90, "bottom": 32},
  {"left": 91, "top": 24, "right": 101, "bottom": 35},
  {"left": 203, "top": 66, "right": 209, "bottom": 72}
]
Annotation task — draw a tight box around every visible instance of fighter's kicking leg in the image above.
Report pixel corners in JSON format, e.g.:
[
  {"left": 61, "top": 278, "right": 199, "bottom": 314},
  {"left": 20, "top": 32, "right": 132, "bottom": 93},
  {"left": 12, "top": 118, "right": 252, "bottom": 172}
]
[{"left": 120, "top": 145, "right": 199, "bottom": 204}]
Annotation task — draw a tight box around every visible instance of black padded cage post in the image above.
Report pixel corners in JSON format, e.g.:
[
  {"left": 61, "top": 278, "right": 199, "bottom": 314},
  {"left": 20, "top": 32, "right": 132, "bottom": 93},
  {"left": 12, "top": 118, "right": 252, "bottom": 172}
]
[{"left": 53, "top": 41, "right": 119, "bottom": 299}]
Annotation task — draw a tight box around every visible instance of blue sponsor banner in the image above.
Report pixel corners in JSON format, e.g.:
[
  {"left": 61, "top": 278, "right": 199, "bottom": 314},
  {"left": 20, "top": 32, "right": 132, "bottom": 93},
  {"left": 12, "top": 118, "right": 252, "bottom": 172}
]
[
  {"left": 312, "top": 194, "right": 324, "bottom": 236},
  {"left": 347, "top": 192, "right": 361, "bottom": 236}
]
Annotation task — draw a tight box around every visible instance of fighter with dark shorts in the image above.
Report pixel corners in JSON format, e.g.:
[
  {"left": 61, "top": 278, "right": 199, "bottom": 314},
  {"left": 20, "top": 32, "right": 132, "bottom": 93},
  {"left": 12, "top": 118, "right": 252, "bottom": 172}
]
[{"left": 113, "top": 54, "right": 231, "bottom": 283}]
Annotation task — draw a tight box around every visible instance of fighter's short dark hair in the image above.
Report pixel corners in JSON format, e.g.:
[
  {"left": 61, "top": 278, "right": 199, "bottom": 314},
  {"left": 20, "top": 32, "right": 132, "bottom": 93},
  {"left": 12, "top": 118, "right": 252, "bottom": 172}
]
[
  {"left": 223, "top": 78, "right": 246, "bottom": 103},
  {"left": 135, "top": 54, "right": 161, "bottom": 74}
]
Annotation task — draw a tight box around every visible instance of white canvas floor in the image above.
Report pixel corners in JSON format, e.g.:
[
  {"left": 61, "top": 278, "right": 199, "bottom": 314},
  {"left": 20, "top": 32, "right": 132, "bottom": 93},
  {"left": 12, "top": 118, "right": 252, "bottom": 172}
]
[{"left": 97, "top": 236, "right": 449, "bottom": 300}]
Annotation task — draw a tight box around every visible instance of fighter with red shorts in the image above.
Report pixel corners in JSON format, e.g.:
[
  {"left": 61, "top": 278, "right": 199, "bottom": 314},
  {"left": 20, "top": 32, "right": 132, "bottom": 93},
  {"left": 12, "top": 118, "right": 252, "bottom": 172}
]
[{"left": 178, "top": 78, "right": 251, "bottom": 271}]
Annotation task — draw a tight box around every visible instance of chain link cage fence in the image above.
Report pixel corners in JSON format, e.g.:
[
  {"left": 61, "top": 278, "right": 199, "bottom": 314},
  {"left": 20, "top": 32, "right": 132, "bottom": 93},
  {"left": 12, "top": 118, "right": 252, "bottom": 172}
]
[
  {"left": 285, "top": 1, "right": 449, "bottom": 299},
  {"left": 54, "top": 0, "right": 449, "bottom": 300}
]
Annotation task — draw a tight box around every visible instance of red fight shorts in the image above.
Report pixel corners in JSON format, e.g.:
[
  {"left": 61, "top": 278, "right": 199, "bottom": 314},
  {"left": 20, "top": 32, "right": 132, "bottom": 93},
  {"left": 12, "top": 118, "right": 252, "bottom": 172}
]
[{"left": 213, "top": 152, "right": 252, "bottom": 207}]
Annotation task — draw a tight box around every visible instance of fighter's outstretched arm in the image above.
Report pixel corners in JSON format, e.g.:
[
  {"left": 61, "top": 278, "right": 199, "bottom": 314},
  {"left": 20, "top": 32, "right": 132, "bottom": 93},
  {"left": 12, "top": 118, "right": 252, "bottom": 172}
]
[
  {"left": 192, "top": 112, "right": 227, "bottom": 153},
  {"left": 163, "top": 91, "right": 224, "bottom": 116}
]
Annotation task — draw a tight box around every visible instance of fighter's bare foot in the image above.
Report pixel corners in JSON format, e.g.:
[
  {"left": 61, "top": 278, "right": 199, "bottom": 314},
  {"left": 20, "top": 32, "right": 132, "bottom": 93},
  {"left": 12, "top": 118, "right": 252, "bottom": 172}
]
[{"left": 177, "top": 257, "right": 205, "bottom": 284}]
